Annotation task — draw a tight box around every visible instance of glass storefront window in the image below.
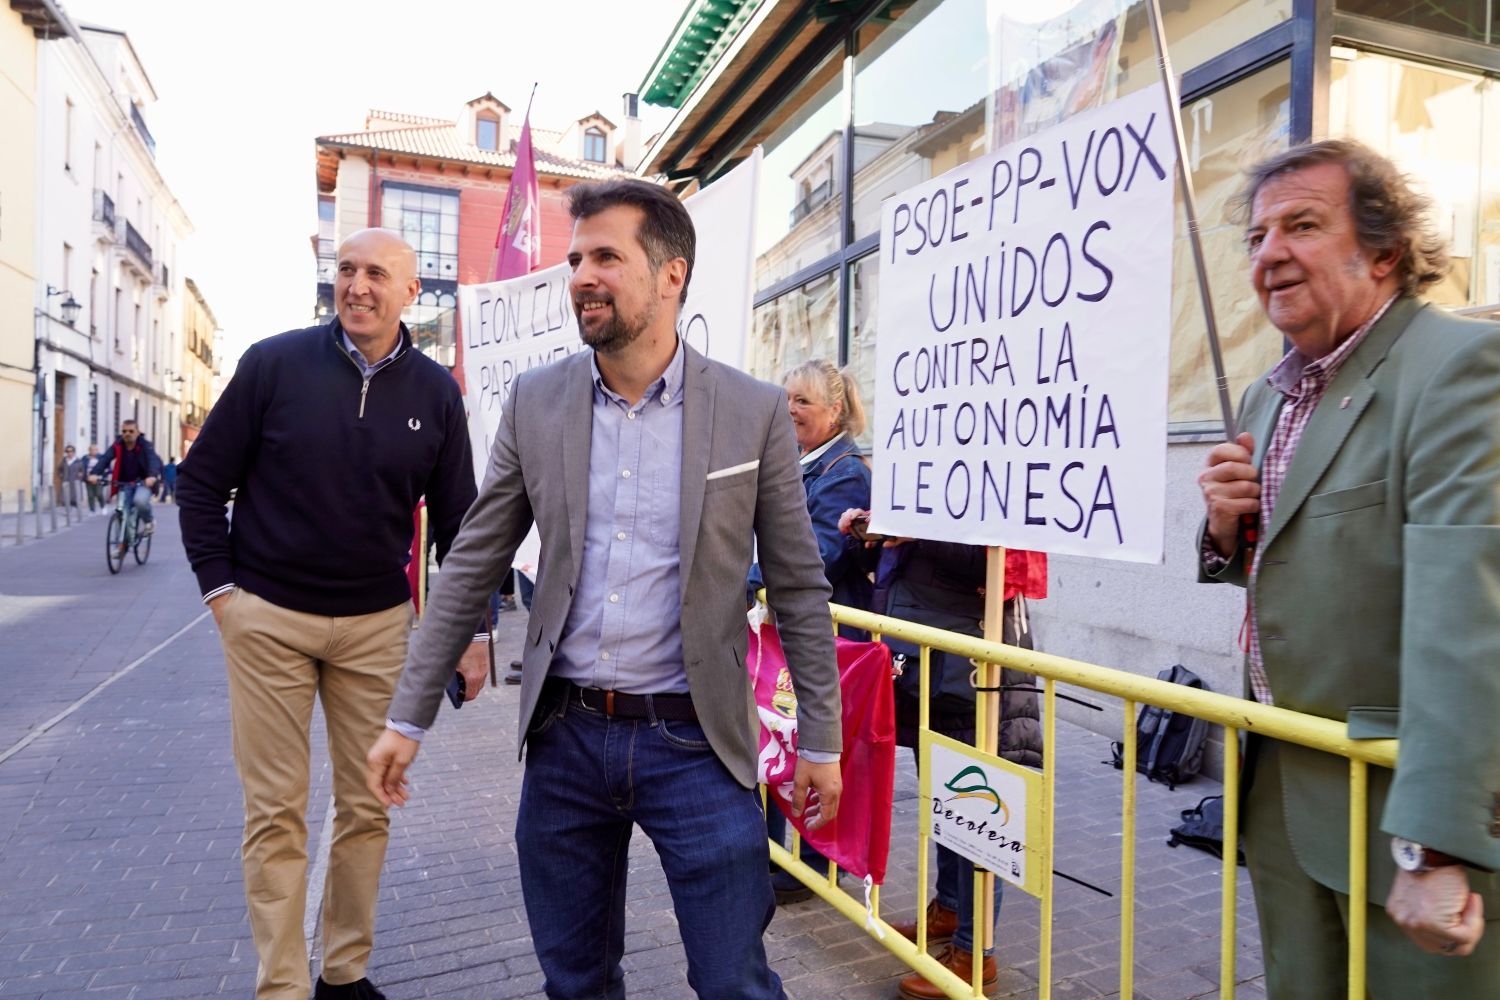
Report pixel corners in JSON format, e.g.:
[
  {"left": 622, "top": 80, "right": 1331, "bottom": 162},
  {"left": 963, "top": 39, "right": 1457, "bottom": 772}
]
[
  {"left": 1336, "top": 1, "right": 1496, "bottom": 46},
  {"left": 1169, "top": 60, "right": 1293, "bottom": 426},
  {"left": 846, "top": 254, "right": 879, "bottom": 450},
  {"left": 850, "top": 0, "right": 991, "bottom": 241},
  {"left": 748, "top": 272, "right": 840, "bottom": 386},
  {"left": 754, "top": 52, "right": 845, "bottom": 292},
  {"left": 1331, "top": 50, "right": 1500, "bottom": 307},
  {"left": 407, "top": 282, "right": 457, "bottom": 368},
  {"left": 381, "top": 183, "right": 460, "bottom": 283},
  {"left": 845, "top": 0, "right": 1293, "bottom": 239}
]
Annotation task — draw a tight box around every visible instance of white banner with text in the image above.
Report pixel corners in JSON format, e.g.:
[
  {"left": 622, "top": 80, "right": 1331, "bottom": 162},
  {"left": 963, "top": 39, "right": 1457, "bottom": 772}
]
[{"left": 872, "top": 84, "right": 1175, "bottom": 563}]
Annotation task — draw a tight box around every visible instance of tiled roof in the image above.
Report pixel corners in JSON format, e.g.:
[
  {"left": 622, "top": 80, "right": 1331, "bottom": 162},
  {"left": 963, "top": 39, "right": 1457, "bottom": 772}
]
[
  {"left": 318, "top": 118, "right": 628, "bottom": 181},
  {"left": 365, "top": 109, "right": 454, "bottom": 129}
]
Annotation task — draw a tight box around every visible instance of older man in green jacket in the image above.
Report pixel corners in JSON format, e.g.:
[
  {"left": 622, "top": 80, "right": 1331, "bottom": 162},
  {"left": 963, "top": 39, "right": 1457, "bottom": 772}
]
[{"left": 1198, "top": 139, "right": 1500, "bottom": 998}]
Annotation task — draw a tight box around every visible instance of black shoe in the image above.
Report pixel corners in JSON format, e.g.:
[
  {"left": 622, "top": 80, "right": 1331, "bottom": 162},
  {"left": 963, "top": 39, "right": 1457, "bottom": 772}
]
[
  {"left": 770, "top": 867, "right": 814, "bottom": 905},
  {"left": 504, "top": 660, "right": 523, "bottom": 686},
  {"left": 313, "top": 977, "right": 387, "bottom": 1000}
]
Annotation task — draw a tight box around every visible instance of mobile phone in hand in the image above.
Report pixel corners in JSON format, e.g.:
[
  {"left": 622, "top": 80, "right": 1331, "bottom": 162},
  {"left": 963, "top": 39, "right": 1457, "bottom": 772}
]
[
  {"left": 849, "top": 513, "right": 886, "bottom": 544},
  {"left": 445, "top": 671, "right": 465, "bottom": 709}
]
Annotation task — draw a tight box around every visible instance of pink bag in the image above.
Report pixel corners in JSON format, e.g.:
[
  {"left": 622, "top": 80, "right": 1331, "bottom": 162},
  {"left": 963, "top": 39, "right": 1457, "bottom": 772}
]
[{"left": 747, "top": 623, "right": 896, "bottom": 883}]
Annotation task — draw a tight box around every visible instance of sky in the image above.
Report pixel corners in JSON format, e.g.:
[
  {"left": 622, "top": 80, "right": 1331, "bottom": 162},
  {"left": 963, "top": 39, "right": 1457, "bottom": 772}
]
[{"left": 60, "top": 0, "right": 687, "bottom": 373}]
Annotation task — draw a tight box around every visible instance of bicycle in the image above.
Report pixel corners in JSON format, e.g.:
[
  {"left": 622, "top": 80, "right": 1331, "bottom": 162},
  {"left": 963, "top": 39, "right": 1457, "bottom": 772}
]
[{"left": 105, "top": 480, "right": 152, "bottom": 574}]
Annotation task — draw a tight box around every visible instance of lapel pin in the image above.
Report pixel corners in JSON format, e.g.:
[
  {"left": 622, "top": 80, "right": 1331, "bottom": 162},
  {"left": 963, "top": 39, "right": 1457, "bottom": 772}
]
[{"left": 1339, "top": 396, "right": 1351, "bottom": 409}]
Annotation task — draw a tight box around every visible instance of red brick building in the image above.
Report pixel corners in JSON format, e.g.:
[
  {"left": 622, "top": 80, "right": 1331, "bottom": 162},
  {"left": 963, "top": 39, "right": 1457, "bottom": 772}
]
[{"left": 313, "top": 93, "right": 645, "bottom": 387}]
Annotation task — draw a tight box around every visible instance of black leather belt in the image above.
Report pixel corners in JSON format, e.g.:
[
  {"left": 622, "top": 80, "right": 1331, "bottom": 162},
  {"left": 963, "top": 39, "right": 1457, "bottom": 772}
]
[{"left": 560, "top": 680, "right": 698, "bottom": 722}]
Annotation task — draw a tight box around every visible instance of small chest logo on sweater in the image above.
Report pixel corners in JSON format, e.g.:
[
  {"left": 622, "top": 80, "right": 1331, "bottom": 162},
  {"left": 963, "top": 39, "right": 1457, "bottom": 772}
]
[{"left": 408, "top": 418, "right": 422, "bottom": 431}]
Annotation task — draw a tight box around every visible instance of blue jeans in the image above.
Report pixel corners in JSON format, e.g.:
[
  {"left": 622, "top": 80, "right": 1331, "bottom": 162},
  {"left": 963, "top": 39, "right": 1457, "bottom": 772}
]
[
  {"left": 916, "top": 749, "right": 1003, "bottom": 954},
  {"left": 127, "top": 483, "right": 153, "bottom": 524},
  {"left": 516, "top": 687, "right": 785, "bottom": 1000}
]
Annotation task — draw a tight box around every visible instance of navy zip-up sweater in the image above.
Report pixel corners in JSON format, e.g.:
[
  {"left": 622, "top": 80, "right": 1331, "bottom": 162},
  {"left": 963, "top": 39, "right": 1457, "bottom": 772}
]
[{"left": 178, "top": 321, "right": 477, "bottom": 617}]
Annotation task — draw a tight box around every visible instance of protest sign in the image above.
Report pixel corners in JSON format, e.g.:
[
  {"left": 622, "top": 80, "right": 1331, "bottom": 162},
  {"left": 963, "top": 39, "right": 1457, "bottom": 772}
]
[
  {"left": 872, "top": 83, "right": 1175, "bottom": 563},
  {"left": 458, "top": 150, "right": 762, "bottom": 486}
]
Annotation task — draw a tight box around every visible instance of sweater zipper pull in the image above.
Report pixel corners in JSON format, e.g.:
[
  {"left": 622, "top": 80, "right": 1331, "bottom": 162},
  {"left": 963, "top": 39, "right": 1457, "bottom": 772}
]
[{"left": 359, "top": 378, "right": 370, "bottom": 419}]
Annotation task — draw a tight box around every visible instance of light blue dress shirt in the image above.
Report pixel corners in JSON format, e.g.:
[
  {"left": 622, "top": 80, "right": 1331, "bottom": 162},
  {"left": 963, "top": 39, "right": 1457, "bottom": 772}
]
[{"left": 551, "top": 341, "right": 689, "bottom": 693}]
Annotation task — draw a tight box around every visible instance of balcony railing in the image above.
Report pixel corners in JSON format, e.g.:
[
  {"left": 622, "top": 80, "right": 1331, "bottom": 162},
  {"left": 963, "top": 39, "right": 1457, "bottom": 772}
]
[
  {"left": 131, "top": 103, "right": 156, "bottom": 157},
  {"left": 789, "top": 180, "right": 833, "bottom": 227},
  {"left": 124, "top": 220, "right": 153, "bottom": 271},
  {"left": 154, "top": 261, "right": 170, "bottom": 289},
  {"left": 93, "top": 189, "right": 115, "bottom": 229}
]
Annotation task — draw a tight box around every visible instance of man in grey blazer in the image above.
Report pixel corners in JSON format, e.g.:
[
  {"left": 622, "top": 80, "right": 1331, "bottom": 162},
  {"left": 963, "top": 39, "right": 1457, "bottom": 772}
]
[
  {"left": 1199, "top": 140, "right": 1500, "bottom": 997},
  {"left": 367, "top": 179, "right": 843, "bottom": 999}
]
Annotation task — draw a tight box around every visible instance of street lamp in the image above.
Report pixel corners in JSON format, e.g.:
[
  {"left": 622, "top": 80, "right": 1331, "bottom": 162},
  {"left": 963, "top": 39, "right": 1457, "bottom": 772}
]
[{"left": 45, "top": 285, "right": 81, "bottom": 327}]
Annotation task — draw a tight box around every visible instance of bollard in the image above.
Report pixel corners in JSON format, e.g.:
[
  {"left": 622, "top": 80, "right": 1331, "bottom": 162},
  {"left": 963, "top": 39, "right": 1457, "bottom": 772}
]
[
  {"left": 33, "top": 491, "right": 42, "bottom": 539},
  {"left": 13, "top": 489, "right": 22, "bottom": 546},
  {"left": 48, "top": 492, "right": 58, "bottom": 533}
]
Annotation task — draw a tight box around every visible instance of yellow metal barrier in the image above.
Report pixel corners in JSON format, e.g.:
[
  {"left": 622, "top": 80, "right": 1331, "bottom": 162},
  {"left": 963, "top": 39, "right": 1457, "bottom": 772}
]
[{"left": 766, "top": 599, "right": 1396, "bottom": 1000}]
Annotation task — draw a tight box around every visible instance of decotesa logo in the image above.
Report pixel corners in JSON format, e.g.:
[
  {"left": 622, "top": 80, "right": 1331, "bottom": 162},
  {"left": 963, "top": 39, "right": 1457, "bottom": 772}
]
[{"left": 939, "top": 765, "right": 1011, "bottom": 826}]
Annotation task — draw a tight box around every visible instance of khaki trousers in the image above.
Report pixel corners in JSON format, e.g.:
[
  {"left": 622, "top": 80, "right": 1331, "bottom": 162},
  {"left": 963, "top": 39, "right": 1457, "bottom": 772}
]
[
  {"left": 1244, "top": 738, "right": 1500, "bottom": 999},
  {"left": 221, "top": 588, "right": 412, "bottom": 1000}
]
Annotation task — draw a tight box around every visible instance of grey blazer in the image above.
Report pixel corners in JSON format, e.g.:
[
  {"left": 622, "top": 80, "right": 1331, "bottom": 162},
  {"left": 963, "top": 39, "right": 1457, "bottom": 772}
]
[{"left": 388, "top": 343, "right": 842, "bottom": 788}]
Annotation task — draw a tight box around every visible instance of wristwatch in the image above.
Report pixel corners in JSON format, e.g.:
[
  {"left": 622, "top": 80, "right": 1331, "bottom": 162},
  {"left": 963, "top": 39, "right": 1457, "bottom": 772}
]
[{"left": 1391, "top": 837, "right": 1460, "bottom": 873}]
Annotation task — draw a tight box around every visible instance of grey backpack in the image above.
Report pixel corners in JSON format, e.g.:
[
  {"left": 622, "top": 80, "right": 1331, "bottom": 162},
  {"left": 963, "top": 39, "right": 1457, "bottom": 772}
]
[{"left": 1110, "top": 664, "right": 1210, "bottom": 790}]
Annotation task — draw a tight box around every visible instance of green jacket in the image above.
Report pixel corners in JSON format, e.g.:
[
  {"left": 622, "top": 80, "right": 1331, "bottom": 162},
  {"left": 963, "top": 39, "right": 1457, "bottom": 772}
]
[{"left": 1202, "top": 296, "right": 1500, "bottom": 904}]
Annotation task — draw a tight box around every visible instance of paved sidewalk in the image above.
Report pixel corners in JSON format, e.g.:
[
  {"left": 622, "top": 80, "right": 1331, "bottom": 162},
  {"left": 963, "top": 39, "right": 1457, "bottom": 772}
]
[{"left": 0, "top": 509, "right": 1264, "bottom": 999}]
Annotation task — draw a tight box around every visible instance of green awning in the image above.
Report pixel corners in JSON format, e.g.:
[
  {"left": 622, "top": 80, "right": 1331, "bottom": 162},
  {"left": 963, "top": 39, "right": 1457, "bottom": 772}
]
[{"left": 640, "top": 0, "right": 765, "bottom": 108}]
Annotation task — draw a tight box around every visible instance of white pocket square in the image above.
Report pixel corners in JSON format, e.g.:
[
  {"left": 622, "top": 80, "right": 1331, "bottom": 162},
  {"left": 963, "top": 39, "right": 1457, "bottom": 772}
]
[{"left": 705, "top": 460, "right": 759, "bottom": 481}]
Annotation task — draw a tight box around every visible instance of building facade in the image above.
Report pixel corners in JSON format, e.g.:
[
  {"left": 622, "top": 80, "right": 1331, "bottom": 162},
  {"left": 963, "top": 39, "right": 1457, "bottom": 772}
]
[
  {"left": 32, "top": 15, "right": 192, "bottom": 490},
  {"left": 638, "top": 0, "right": 1500, "bottom": 736},
  {"left": 0, "top": 1, "right": 66, "bottom": 498},
  {"left": 180, "top": 277, "right": 217, "bottom": 458},
  {"left": 313, "top": 93, "right": 643, "bottom": 386}
]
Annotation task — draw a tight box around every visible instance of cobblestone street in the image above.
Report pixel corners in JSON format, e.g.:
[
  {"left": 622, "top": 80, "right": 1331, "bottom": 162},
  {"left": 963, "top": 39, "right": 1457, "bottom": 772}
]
[{"left": 0, "top": 507, "right": 1263, "bottom": 999}]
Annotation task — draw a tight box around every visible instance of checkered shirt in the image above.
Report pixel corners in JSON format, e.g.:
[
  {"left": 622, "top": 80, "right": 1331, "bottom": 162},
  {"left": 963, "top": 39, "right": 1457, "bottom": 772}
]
[{"left": 1243, "top": 296, "right": 1396, "bottom": 704}]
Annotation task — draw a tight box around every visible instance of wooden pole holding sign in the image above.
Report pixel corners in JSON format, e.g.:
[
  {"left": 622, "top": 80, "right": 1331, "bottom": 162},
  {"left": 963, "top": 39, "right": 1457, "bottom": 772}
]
[{"left": 976, "top": 546, "right": 1006, "bottom": 956}]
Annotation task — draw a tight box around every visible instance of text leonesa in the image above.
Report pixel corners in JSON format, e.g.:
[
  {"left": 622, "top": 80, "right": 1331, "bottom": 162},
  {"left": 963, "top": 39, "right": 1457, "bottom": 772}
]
[{"left": 879, "top": 106, "right": 1168, "bottom": 548}]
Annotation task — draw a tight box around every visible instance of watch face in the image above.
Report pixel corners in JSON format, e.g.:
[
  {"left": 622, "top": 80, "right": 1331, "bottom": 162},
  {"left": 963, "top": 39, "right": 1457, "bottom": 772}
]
[{"left": 1392, "top": 837, "right": 1424, "bottom": 871}]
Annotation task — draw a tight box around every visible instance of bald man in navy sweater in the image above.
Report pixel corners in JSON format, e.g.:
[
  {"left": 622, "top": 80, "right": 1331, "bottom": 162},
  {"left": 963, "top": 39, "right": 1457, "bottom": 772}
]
[{"left": 178, "top": 229, "right": 484, "bottom": 1000}]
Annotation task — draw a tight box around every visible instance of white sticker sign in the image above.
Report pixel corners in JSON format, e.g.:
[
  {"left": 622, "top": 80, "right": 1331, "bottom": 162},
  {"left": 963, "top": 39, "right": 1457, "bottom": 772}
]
[{"left": 928, "top": 738, "right": 1035, "bottom": 890}]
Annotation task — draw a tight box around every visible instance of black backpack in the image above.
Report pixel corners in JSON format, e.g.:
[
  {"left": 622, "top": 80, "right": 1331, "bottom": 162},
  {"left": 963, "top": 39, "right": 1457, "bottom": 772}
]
[
  {"left": 1109, "top": 664, "right": 1210, "bottom": 789},
  {"left": 1167, "top": 795, "right": 1246, "bottom": 866}
]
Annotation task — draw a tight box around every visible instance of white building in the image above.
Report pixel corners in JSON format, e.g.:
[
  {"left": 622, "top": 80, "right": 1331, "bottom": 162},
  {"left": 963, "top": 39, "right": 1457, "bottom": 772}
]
[{"left": 33, "top": 15, "right": 191, "bottom": 490}]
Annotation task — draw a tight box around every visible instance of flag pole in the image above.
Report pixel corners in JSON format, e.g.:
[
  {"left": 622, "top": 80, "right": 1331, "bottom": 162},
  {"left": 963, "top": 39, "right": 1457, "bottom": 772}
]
[
  {"left": 1144, "top": 0, "right": 1237, "bottom": 440},
  {"left": 490, "top": 82, "right": 541, "bottom": 281}
]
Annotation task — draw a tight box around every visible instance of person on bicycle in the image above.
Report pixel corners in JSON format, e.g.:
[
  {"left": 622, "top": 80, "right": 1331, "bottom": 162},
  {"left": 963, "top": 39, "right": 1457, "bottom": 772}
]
[{"left": 87, "top": 419, "right": 162, "bottom": 535}]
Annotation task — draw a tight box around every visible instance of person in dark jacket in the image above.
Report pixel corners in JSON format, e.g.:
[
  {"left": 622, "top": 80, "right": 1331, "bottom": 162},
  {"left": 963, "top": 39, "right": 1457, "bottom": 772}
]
[
  {"left": 160, "top": 457, "right": 177, "bottom": 502},
  {"left": 748, "top": 358, "right": 873, "bottom": 635},
  {"left": 83, "top": 444, "right": 105, "bottom": 511},
  {"left": 87, "top": 420, "right": 162, "bottom": 532},
  {"left": 749, "top": 358, "right": 874, "bottom": 903},
  {"left": 842, "top": 520, "right": 1047, "bottom": 999},
  {"left": 58, "top": 444, "right": 83, "bottom": 508},
  {"left": 176, "top": 229, "right": 483, "bottom": 1000}
]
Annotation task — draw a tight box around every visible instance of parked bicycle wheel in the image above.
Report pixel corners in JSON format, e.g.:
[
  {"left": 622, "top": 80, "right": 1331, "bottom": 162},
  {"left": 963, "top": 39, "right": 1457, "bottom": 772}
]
[
  {"left": 106, "top": 511, "right": 126, "bottom": 574},
  {"left": 133, "top": 526, "right": 151, "bottom": 565}
]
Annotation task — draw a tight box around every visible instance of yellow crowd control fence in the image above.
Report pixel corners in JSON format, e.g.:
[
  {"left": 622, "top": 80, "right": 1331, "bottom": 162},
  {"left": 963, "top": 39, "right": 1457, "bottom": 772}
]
[{"left": 766, "top": 600, "right": 1397, "bottom": 1000}]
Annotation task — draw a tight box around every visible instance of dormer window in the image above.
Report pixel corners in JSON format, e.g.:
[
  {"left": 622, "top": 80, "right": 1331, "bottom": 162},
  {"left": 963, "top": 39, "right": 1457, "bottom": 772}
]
[
  {"left": 584, "top": 127, "right": 607, "bottom": 163},
  {"left": 476, "top": 113, "right": 500, "bottom": 152}
]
